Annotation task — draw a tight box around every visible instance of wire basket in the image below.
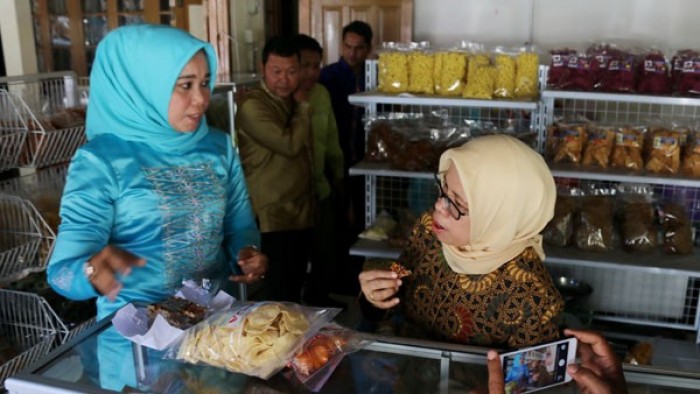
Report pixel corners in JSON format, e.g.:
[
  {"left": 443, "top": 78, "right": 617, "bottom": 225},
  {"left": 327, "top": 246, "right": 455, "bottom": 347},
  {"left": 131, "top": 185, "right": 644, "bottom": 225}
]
[
  {"left": 0, "top": 194, "right": 55, "bottom": 286},
  {"left": 0, "top": 72, "right": 86, "bottom": 169},
  {"left": 0, "top": 90, "right": 29, "bottom": 173},
  {"left": 0, "top": 289, "right": 68, "bottom": 391}
]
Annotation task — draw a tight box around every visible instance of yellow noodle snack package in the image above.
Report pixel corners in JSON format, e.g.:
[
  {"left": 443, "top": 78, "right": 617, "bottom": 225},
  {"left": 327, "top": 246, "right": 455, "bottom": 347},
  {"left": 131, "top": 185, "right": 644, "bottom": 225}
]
[
  {"left": 378, "top": 46, "right": 409, "bottom": 93},
  {"left": 493, "top": 48, "right": 517, "bottom": 98},
  {"left": 407, "top": 49, "right": 435, "bottom": 94},
  {"left": 433, "top": 51, "right": 467, "bottom": 96},
  {"left": 514, "top": 47, "right": 540, "bottom": 99}
]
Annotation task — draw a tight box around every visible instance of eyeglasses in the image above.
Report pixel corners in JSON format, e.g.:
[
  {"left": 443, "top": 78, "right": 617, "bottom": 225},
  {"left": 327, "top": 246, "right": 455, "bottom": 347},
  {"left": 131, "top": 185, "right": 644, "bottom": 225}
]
[{"left": 434, "top": 173, "right": 467, "bottom": 220}]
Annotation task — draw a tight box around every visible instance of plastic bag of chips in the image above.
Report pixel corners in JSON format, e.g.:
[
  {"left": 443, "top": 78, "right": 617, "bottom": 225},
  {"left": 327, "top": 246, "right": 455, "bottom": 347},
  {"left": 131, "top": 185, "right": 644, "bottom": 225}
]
[{"left": 168, "top": 302, "right": 339, "bottom": 379}]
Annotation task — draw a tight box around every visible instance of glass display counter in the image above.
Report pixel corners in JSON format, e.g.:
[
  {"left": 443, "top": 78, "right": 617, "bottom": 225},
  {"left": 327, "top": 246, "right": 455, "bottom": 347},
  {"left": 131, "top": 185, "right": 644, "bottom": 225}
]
[{"left": 5, "top": 314, "right": 700, "bottom": 393}]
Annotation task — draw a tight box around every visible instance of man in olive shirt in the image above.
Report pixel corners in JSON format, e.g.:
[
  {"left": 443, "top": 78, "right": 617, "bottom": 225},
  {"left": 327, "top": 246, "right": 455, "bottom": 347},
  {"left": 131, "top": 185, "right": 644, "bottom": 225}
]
[
  {"left": 235, "top": 36, "right": 314, "bottom": 302},
  {"left": 293, "top": 34, "right": 345, "bottom": 309}
]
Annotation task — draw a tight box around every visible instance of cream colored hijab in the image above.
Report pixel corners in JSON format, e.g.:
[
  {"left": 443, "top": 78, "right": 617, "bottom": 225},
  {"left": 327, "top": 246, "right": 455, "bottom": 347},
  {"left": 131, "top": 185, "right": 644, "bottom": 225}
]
[{"left": 439, "top": 135, "right": 556, "bottom": 275}]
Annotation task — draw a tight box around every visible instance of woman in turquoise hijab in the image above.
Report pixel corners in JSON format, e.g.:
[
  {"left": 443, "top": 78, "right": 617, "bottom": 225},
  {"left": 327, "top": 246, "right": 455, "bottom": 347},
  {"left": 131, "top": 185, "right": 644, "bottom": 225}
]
[{"left": 47, "top": 24, "right": 266, "bottom": 390}]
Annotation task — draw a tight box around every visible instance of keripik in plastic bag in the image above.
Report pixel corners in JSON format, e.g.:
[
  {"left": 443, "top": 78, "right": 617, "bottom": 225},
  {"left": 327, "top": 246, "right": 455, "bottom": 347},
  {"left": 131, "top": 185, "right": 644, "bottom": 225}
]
[
  {"left": 165, "top": 301, "right": 340, "bottom": 379},
  {"left": 288, "top": 324, "right": 370, "bottom": 392}
]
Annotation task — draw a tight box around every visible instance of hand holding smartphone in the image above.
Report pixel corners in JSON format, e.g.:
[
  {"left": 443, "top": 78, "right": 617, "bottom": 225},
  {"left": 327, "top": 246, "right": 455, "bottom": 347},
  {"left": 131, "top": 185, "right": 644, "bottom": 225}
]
[{"left": 500, "top": 337, "right": 578, "bottom": 394}]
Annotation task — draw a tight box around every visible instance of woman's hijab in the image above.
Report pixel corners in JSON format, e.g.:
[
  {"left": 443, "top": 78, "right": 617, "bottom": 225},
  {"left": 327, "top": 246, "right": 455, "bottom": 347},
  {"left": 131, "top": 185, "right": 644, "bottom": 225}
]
[
  {"left": 438, "top": 135, "right": 556, "bottom": 275},
  {"left": 86, "top": 24, "right": 217, "bottom": 152}
]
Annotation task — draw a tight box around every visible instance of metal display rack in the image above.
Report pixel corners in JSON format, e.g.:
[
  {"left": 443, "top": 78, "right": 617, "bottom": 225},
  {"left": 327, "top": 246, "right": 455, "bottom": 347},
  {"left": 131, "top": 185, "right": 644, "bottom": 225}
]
[
  {"left": 0, "top": 91, "right": 29, "bottom": 173},
  {"left": 350, "top": 61, "right": 700, "bottom": 342},
  {"left": 0, "top": 289, "right": 68, "bottom": 392},
  {"left": 0, "top": 72, "right": 86, "bottom": 169},
  {"left": 0, "top": 194, "right": 55, "bottom": 286}
]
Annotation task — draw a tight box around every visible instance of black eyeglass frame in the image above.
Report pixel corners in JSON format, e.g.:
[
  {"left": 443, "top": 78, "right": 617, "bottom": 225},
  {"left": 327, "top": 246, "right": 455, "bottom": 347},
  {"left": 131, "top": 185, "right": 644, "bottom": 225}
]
[{"left": 433, "top": 172, "right": 467, "bottom": 220}]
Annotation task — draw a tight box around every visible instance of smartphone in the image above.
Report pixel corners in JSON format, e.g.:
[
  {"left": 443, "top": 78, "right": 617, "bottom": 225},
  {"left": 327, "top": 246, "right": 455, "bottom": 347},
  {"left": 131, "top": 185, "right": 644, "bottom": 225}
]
[{"left": 500, "top": 337, "right": 578, "bottom": 394}]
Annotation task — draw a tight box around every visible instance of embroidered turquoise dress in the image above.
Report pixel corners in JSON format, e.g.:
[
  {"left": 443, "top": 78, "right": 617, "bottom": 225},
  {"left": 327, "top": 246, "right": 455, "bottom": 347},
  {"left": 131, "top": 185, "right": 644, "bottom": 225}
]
[{"left": 46, "top": 24, "right": 259, "bottom": 390}]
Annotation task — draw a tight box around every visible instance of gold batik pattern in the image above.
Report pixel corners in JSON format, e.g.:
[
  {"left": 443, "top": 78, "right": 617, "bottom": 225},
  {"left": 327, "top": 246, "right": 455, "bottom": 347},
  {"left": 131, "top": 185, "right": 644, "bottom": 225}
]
[{"left": 399, "top": 213, "right": 564, "bottom": 348}]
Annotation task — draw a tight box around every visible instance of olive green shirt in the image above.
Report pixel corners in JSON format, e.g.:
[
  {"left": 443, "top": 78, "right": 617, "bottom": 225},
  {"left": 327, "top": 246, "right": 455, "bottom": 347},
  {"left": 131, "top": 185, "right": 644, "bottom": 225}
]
[
  {"left": 235, "top": 82, "right": 315, "bottom": 232},
  {"left": 309, "top": 84, "right": 344, "bottom": 200}
]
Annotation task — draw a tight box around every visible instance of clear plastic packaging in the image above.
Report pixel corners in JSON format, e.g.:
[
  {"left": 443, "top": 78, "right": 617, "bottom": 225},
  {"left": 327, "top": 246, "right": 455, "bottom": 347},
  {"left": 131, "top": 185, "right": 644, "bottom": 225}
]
[
  {"left": 550, "top": 121, "right": 589, "bottom": 164},
  {"left": 289, "top": 324, "right": 369, "bottom": 392},
  {"left": 433, "top": 50, "right": 467, "bottom": 96},
  {"left": 659, "top": 202, "right": 693, "bottom": 254},
  {"left": 514, "top": 45, "right": 540, "bottom": 99},
  {"left": 611, "top": 125, "right": 646, "bottom": 170},
  {"left": 617, "top": 184, "right": 657, "bottom": 253},
  {"left": 407, "top": 44, "right": 435, "bottom": 94},
  {"left": 168, "top": 302, "right": 339, "bottom": 379},
  {"left": 543, "top": 187, "right": 580, "bottom": 247},
  {"left": 582, "top": 126, "right": 615, "bottom": 168},
  {"left": 493, "top": 47, "right": 517, "bottom": 98},
  {"left": 575, "top": 192, "right": 616, "bottom": 252},
  {"left": 462, "top": 52, "right": 496, "bottom": 99},
  {"left": 378, "top": 43, "right": 409, "bottom": 93},
  {"left": 682, "top": 130, "right": 700, "bottom": 177},
  {"left": 644, "top": 127, "right": 682, "bottom": 174},
  {"left": 547, "top": 48, "right": 578, "bottom": 89}
]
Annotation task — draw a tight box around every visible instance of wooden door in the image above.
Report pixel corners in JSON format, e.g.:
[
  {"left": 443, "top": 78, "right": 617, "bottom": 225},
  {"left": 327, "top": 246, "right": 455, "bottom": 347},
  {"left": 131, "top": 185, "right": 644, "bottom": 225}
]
[{"left": 299, "top": 0, "right": 413, "bottom": 66}]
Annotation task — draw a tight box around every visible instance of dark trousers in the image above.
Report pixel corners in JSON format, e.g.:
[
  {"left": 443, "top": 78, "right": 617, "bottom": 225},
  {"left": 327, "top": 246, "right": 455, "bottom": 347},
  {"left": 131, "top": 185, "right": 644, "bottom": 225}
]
[
  {"left": 306, "top": 197, "right": 337, "bottom": 302},
  {"left": 260, "top": 228, "right": 312, "bottom": 303},
  {"left": 333, "top": 175, "right": 365, "bottom": 295}
]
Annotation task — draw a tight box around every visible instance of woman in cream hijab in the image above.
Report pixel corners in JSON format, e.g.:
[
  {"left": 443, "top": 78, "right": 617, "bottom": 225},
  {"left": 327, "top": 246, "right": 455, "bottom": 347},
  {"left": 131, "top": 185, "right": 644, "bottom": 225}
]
[{"left": 359, "top": 135, "right": 564, "bottom": 348}]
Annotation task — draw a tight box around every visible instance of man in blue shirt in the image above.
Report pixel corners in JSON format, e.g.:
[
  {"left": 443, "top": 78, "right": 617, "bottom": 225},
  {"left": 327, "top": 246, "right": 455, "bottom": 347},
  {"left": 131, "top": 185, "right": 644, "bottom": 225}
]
[{"left": 319, "top": 20, "right": 373, "bottom": 294}]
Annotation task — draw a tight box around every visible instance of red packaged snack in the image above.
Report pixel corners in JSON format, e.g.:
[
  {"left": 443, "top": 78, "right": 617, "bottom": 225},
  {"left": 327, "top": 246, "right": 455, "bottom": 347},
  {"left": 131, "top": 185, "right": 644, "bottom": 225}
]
[
  {"left": 600, "top": 52, "right": 638, "bottom": 93},
  {"left": 637, "top": 50, "right": 671, "bottom": 95},
  {"left": 587, "top": 43, "right": 617, "bottom": 90},
  {"left": 677, "top": 56, "right": 700, "bottom": 96},
  {"left": 390, "top": 261, "right": 412, "bottom": 278},
  {"left": 547, "top": 48, "right": 577, "bottom": 89},
  {"left": 671, "top": 49, "right": 698, "bottom": 92},
  {"left": 560, "top": 53, "right": 595, "bottom": 91}
]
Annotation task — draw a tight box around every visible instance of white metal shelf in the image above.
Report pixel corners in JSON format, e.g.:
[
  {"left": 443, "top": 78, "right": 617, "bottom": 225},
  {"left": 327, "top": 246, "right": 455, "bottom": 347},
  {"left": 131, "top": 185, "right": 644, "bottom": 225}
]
[
  {"left": 549, "top": 163, "right": 700, "bottom": 187},
  {"left": 349, "top": 161, "right": 433, "bottom": 179},
  {"left": 351, "top": 238, "right": 700, "bottom": 277},
  {"left": 542, "top": 90, "right": 700, "bottom": 106},
  {"left": 349, "top": 91, "right": 539, "bottom": 110},
  {"left": 353, "top": 161, "right": 700, "bottom": 188},
  {"left": 545, "top": 246, "right": 700, "bottom": 277}
]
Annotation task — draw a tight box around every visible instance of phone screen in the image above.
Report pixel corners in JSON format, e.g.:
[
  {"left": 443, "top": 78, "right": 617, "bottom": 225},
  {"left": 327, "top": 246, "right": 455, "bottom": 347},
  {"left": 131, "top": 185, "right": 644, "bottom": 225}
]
[{"left": 501, "top": 338, "right": 577, "bottom": 394}]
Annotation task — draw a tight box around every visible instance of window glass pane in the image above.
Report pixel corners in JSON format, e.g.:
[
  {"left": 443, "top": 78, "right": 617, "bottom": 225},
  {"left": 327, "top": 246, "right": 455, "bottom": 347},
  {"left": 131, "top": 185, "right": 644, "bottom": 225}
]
[
  {"left": 52, "top": 48, "right": 71, "bottom": 71},
  {"left": 50, "top": 15, "right": 71, "bottom": 47},
  {"left": 82, "top": 0, "right": 108, "bottom": 13},
  {"left": 160, "top": 0, "right": 170, "bottom": 10},
  {"left": 118, "top": 0, "right": 145, "bottom": 12},
  {"left": 48, "top": 0, "right": 67, "bottom": 15},
  {"left": 118, "top": 14, "right": 145, "bottom": 26},
  {"left": 83, "top": 16, "right": 108, "bottom": 46}
]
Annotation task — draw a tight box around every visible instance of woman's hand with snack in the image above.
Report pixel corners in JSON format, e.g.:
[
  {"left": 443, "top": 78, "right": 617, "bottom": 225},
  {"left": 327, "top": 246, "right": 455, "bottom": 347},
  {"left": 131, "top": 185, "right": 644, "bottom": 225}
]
[
  {"left": 358, "top": 268, "right": 403, "bottom": 309},
  {"left": 86, "top": 245, "right": 146, "bottom": 301},
  {"left": 229, "top": 246, "right": 268, "bottom": 284}
]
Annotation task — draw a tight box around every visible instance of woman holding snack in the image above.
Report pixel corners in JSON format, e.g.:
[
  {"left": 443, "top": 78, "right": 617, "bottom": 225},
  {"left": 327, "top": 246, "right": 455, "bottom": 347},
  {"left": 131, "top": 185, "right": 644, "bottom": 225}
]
[
  {"left": 358, "top": 134, "right": 564, "bottom": 348},
  {"left": 46, "top": 24, "right": 266, "bottom": 390}
]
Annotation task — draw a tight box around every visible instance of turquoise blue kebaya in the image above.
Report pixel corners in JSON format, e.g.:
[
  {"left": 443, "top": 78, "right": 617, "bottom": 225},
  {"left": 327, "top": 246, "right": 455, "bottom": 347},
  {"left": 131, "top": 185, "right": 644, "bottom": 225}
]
[
  {"left": 46, "top": 24, "right": 260, "bottom": 390},
  {"left": 47, "top": 24, "right": 260, "bottom": 321}
]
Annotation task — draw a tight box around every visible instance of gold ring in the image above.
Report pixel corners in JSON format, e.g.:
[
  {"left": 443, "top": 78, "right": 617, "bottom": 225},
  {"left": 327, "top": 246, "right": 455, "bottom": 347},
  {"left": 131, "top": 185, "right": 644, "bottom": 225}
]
[
  {"left": 369, "top": 292, "right": 374, "bottom": 301},
  {"left": 260, "top": 274, "right": 266, "bottom": 280}
]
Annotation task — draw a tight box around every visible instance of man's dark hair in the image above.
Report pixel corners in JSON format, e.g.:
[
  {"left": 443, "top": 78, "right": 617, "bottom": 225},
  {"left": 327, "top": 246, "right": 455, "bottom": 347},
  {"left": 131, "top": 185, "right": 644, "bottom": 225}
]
[
  {"left": 342, "top": 21, "right": 373, "bottom": 45},
  {"left": 292, "top": 34, "right": 323, "bottom": 57},
  {"left": 262, "top": 36, "right": 300, "bottom": 65}
]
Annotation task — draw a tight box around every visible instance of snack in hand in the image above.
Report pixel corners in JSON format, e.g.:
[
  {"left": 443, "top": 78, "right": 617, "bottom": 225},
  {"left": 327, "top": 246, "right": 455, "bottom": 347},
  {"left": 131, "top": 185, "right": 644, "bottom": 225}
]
[
  {"left": 390, "top": 262, "right": 412, "bottom": 278},
  {"left": 147, "top": 296, "right": 207, "bottom": 329}
]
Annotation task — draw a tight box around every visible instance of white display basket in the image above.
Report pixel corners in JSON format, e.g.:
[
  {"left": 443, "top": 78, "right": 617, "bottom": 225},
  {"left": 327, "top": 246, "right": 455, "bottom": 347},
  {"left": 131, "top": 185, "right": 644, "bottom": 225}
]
[
  {"left": 0, "top": 72, "right": 86, "bottom": 169},
  {"left": 0, "top": 194, "right": 56, "bottom": 286},
  {"left": 0, "top": 289, "right": 68, "bottom": 391},
  {"left": 0, "top": 90, "right": 29, "bottom": 172}
]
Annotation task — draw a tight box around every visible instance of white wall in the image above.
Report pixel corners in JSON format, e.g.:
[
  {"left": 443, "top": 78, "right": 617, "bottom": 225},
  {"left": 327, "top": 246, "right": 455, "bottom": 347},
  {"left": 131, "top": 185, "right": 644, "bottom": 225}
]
[
  {"left": 229, "top": 0, "right": 265, "bottom": 74},
  {"left": 414, "top": 0, "right": 700, "bottom": 50},
  {"left": 0, "top": 0, "right": 38, "bottom": 76}
]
